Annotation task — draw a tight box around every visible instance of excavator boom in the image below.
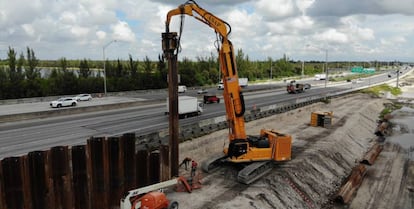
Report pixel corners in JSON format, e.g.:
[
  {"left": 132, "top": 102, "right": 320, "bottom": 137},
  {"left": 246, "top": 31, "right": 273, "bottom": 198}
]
[{"left": 166, "top": 0, "right": 247, "bottom": 144}]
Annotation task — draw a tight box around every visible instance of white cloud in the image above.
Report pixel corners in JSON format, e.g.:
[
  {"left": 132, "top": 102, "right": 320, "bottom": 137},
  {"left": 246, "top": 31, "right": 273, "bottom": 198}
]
[
  {"left": 111, "top": 21, "right": 136, "bottom": 42},
  {"left": 340, "top": 16, "right": 375, "bottom": 41},
  {"left": 96, "top": 31, "right": 106, "bottom": 40},
  {"left": 314, "top": 29, "right": 348, "bottom": 43},
  {"left": 22, "top": 24, "right": 35, "bottom": 37},
  {"left": 381, "top": 36, "right": 406, "bottom": 45},
  {"left": 256, "top": 0, "right": 300, "bottom": 20},
  {"left": 71, "top": 26, "right": 89, "bottom": 38},
  {"left": 296, "top": 0, "right": 315, "bottom": 15}
]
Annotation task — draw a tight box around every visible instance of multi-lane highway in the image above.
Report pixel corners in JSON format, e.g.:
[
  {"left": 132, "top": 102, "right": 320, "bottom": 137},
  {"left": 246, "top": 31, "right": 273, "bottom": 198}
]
[{"left": 0, "top": 68, "right": 409, "bottom": 159}]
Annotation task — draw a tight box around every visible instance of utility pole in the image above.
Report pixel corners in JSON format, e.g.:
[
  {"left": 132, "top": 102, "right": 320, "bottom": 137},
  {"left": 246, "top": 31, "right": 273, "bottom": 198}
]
[
  {"left": 396, "top": 69, "right": 400, "bottom": 88},
  {"left": 270, "top": 58, "right": 273, "bottom": 80},
  {"left": 162, "top": 32, "right": 179, "bottom": 177},
  {"left": 301, "top": 61, "right": 304, "bottom": 78},
  {"left": 103, "top": 40, "right": 117, "bottom": 95},
  {"left": 324, "top": 49, "right": 328, "bottom": 88}
]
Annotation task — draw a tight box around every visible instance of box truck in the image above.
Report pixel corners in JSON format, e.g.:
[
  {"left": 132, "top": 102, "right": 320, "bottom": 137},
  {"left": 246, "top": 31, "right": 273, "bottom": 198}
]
[
  {"left": 165, "top": 96, "right": 203, "bottom": 119},
  {"left": 217, "top": 78, "right": 248, "bottom": 89}
]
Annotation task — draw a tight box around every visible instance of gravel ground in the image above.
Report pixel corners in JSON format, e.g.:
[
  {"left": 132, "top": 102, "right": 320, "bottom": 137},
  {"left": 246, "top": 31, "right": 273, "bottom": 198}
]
[{"left": 168, "top": 92, "right": 389, "bottom": 209}]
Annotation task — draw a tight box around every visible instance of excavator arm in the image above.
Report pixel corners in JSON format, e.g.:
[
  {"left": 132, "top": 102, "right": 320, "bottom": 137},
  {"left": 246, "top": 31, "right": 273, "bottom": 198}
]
[{"left": 165, "top": 0, "right": 247, "bottom": 146}]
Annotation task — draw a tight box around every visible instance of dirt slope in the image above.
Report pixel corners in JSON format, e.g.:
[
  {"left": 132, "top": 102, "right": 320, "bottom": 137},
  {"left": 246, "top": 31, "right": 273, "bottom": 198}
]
[{"left": 168, "top": 93, "right": 387, "bottom": 209}]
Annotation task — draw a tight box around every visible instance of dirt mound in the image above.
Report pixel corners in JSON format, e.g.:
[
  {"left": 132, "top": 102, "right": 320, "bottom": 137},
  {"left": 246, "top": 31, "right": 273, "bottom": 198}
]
[{"left": 170, "top": 93, "right": 386, "bottom": 209}]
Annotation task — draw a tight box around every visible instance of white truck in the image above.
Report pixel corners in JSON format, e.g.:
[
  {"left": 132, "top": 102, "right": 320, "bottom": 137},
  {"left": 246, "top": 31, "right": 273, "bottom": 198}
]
[
  {"left": 217, "top": 78, "right": 248, "bottom": 89},
  {"left": 238, "top": 77, "right": 248, "bottom": 87},
  {"left": 165, "top": 96, "right": 203, "bottom": 119},
  {"left": 314, "top": 74, "right": 326, "bottom": 80},
  {"left": 178, "top": 85, "right": 187, "bottom": 93}
]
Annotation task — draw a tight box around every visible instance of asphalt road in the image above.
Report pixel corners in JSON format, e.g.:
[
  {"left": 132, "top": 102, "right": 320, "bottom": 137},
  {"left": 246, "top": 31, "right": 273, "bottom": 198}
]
[{"left": 0, "top": 68, "right": 409, "bottom": 159}]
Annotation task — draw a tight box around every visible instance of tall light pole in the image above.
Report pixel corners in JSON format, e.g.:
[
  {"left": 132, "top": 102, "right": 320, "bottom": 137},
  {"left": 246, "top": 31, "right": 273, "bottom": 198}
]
[
  {"left": 301, "top": 60, "right": 304, "bottom": 78},
  {"left": 324, "top": 49, "right": 328, "bottom": 88},
  {"left": 103, "top": 40, "right": 117, "bottom": 95},
  {"left": 306, "top": 44, "right": 328, "bottom": 88},
  {"left": 270, "top": 58, "right": 273, "bottom": 80}
]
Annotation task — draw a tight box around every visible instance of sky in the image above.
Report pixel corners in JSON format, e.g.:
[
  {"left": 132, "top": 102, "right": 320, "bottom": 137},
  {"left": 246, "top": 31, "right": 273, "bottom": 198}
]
[{"left": 0, "top": 0, "right": 413, "bottom": 62}]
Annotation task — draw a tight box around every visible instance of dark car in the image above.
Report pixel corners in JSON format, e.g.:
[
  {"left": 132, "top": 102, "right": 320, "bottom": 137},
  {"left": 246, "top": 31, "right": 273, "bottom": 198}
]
[{"left": 203, "top": 95, "right": 220, "bottom": 104}]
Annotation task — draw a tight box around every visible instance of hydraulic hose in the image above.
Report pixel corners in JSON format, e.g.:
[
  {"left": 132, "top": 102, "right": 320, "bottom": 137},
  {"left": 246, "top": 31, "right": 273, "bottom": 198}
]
[{"left": 235, "top": 92, "right": 245, "bottom": 117}]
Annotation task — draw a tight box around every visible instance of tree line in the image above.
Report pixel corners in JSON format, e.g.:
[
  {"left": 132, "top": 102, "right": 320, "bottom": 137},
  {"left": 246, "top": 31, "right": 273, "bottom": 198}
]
[{"left": 1, "top": 46, "right": 384, "bottom": 100}]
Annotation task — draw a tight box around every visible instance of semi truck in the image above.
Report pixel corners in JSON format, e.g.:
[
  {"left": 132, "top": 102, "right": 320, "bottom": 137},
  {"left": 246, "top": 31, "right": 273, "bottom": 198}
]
[
  {"left": 286, "top": 80, "right": 310, "bottom": 94},
  {"left": 165, "top": 96, "right": 203, "bottom": 119}
]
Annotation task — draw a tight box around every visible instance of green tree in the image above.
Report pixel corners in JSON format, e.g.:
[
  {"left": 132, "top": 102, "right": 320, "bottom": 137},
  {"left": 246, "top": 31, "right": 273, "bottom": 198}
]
[
  {"left": 79, "top": 59, "right": 91, "bottom": 78},
  {"left": 156, "top": 54, "right": 167, "bottom": 88},
  {"left": 179, "top": 57, "right": 196, "bottom": 86},
  {"left": 16, "top": 53, "right": 25, "bottom": 80},
  {"left": 25, "top": 47, "right": 40, "bottom": 80},
  {"left": 50, "top": 57, "right": 78, "bottom": 95},
  {"left": 142, "top": 56, "right": 156, "bottom": 89},
  {"left": 273, "top": 54, "right": 294, "bottom": 78},
  {"left": 6, "top": 47, "right": 19, "bottom": 98},
  {"left": 0, "top": 67, "right": 8, "bottom": 99},
  {"left": 127, "top": 54, "right": 139, "bottom": 89}
]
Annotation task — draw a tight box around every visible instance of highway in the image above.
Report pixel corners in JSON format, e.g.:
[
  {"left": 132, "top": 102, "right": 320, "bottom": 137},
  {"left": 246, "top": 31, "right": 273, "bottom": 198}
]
[{"left": 0, "top": 69, "right": 408, "bottom": 159}]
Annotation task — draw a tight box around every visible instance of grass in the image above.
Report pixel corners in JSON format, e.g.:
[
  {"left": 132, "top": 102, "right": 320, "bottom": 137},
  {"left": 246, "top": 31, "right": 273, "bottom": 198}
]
[
  {"left": 361, "top": 84, "right": 402, "bottom": 97},
  {"left": 329, "top": 73, "right": 376, "bottom": 82}
]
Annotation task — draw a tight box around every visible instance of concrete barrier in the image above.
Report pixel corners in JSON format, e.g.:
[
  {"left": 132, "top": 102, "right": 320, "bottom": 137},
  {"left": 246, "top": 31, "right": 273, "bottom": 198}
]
[{"left": 0, "top": 100, "right": 160, "bottom": 123}]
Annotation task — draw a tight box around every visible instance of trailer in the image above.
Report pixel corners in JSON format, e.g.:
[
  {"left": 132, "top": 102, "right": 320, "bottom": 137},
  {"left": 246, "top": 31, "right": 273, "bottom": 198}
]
[{"left": 166, "top": 96, "right": 203, "bottom": 119}]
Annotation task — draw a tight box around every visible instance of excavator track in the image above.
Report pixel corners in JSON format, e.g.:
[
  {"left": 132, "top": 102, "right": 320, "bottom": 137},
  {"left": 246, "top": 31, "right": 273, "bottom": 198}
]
[
  {"left": 237, "top": 161, "right": 273, "bottom": 184},
  {"left": 201, "top": 154, "right": 227, "bottom": 173}
]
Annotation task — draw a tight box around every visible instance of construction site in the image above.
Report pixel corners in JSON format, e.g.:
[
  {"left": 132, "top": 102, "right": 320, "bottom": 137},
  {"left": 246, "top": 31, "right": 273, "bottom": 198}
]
[{"left": 168, "top": 91, "right": 414, "bottom": 209}]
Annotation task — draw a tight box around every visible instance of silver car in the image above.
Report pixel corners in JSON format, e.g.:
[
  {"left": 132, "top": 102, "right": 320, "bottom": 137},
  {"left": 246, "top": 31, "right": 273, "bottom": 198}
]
[
  {"left": 73, "top": 94, "right": 92, "bottom": 101},
  {"left": 50, "top": 97, "right": 77, "bottom": 108}
]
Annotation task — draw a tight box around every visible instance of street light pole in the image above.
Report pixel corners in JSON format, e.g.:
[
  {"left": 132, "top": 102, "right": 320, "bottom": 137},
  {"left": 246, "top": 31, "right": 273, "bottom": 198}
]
[
  {"left": 103, "top": 40, "right": 117, "bottom": 95},
  {"left": 270, "top": 58, "right": 273, "bottom": 80},
  {"left": 324, "top": 49, "right": 328, "bottom": 88}
]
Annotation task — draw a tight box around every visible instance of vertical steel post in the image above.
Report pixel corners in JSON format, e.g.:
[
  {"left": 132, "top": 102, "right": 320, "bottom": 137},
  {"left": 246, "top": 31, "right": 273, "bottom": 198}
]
[
  {"left": 324, "top": 49, "right": 328, "bottom": 88},
  {"left": 162, "top": 32, "right": 179, "bottom": 177}
]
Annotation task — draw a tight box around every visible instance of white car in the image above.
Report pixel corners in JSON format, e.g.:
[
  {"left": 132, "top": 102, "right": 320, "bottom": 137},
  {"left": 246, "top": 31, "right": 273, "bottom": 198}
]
[
  {"left": 50, "top": 97, "right": 77, "bottom": 108},
  {"left": 197, "top": 89, "right": 208, "bottom": 94},
  {"left": 73, "top": 94, "right": 92, "bottom": 101},
  {"left": 217, "top": 83, "right": 224, "bottom": 90}
]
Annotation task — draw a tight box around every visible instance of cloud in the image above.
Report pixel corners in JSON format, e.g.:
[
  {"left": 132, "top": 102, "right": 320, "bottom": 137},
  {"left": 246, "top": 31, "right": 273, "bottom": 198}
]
[
  {"left": 315, "top": 29, "right": 348, "bottom": 43},
  {"left": 255, "top": 0, "right": 301, "bottom": 20},
  {"left": 111, "top": 21, "right": 136, "bottom": 42},
  {"left": 307, "top": 0, "right": 414, "bottom": 17}
]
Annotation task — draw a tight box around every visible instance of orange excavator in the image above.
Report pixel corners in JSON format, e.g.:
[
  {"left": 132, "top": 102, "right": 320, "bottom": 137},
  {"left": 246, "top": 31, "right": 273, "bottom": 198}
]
[{"left": 163, "top": 0, "right": 292, "bottom": 184}]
